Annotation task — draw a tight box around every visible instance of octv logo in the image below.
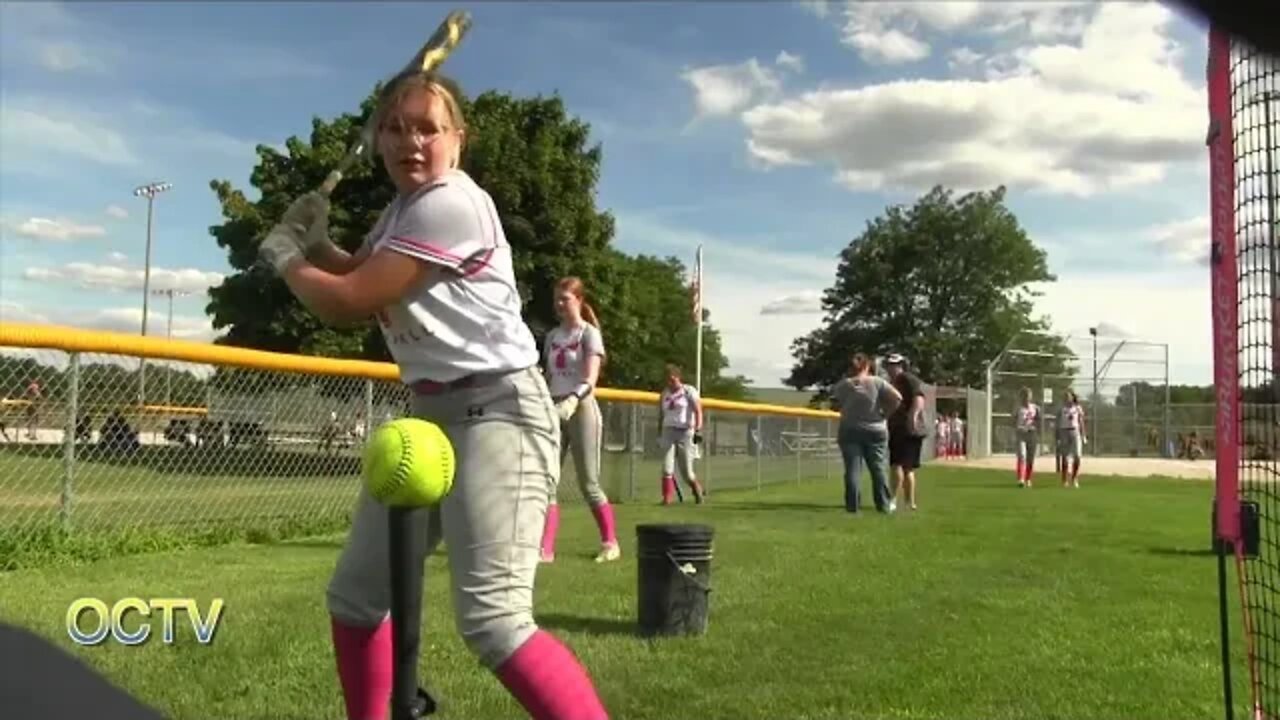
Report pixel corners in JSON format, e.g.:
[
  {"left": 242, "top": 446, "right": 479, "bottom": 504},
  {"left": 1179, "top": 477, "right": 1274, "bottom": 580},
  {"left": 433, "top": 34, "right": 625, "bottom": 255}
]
[{"left": 66, "top": 597, "right": 225, "bottom": 647}]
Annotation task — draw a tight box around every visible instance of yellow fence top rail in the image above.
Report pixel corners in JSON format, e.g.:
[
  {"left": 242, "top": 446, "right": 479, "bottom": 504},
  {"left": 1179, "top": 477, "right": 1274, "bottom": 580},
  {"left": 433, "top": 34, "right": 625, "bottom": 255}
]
[{"left": 0, "top": 322, "right": 837, "bottom": 420}]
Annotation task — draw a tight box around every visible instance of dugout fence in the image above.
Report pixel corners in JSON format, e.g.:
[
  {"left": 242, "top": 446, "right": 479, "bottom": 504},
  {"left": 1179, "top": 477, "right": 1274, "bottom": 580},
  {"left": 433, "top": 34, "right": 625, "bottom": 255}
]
[
  {"left": 0, "top": 322, "right": 846, "bottom": 563},
  {"left": 984, "top": 331, "right": 1174, "bottom": 459},
  {"left": 1208, "top": 26, "right": 1280, "bottom": 720}
]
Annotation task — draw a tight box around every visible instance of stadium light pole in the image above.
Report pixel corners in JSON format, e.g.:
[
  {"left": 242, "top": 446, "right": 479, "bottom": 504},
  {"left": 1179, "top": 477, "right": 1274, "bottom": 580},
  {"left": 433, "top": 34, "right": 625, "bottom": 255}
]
[
  {"left": 1089, "top": 326, "right": 1098, "bottom": 457},
  {"left": 150, "top": 288, "right": 191, "bottom": 406},
  {"left": 133, "top": 181, "right": 173, "bottom": 405}
]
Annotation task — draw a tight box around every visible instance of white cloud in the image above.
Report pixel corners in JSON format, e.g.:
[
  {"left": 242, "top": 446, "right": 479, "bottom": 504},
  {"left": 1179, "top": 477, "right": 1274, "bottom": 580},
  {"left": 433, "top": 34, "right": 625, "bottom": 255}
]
[
  {"left": 0, "top": 107, "right": 138, "bottom": 167},
  {"left": 22, "top": 262, "right": 224, "bottom": 294},
  {"left": 682, "top": 59, "right": 783, "bottom": 118},
  {"left": 796, "top": 0, "right": 830, "bottom": 19},
  {"left": 37, "top": 41, "right": 100, "bottom": 73},
  {"left": 1029, "top": 271, "right": 1211, "bottom": 384},
  {"left": 740, "top": 2, "right": 1204, "bottom": 197},
  {"left": 91, "top": 307, "right": 218, "bottom": 341},
  {"left": 834, "top": 1, "right": 1093, "bottom": 64},
  {"left": 1146, "top": 215, "right": 1210, "bottom": 265},
  {"left": 775, "top": 50, "right": 805, "bottom": 74},
  {"left": 0, "top": 300, "right": 50, "bottom": 325},
  {"left": 105, "top": 205, "right": 129, "bottom": 220},
  {"left": 844, "top": 27, "right": 931, "bottom": 65},
  {"left": 948, "top": 47, "right": 984, "bottom": 70},
  {"left": 0, "top": 94, "right": 257, "bottom": 176},
  {"left": 5, "top": 217, "right": 107, "bottom": 241},
  {"left": 761, "top": 292, "right": 824, "bottom": 315}
]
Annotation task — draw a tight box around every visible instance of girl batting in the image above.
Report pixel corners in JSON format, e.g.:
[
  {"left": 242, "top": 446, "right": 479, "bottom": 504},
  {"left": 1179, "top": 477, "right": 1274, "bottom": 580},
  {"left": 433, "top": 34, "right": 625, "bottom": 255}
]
[
  {"left": 657, "top": 364, "right": 706, "bottom": 504},
  {"left": 1056, "top": 389, "right": 1086, "bottom": 487},
  {"left": 1014, "top": 387, "right": 1041, "bottom": 487},
  {"left": 257, "top": 71, "right": 609, "bottom": 720},
  {"left": 538, "top": 276, "right": 621, "bottom": 564}
]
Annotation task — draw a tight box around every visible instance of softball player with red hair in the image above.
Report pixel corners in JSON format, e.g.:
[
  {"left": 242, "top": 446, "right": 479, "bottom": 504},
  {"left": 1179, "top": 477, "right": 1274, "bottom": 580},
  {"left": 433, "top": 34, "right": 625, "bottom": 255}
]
[
  {"left": 257, "top": 71, "right": 608, "bottom": 720},
  {"left": 538, "top": 276, "right": 621, "bottom": 564}
]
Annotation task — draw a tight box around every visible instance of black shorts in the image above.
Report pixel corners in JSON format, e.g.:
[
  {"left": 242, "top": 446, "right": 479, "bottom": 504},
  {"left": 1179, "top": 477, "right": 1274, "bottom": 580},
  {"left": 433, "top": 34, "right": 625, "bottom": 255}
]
[{"left": 889, "top": 432, "right": 924, "bottom": 469}]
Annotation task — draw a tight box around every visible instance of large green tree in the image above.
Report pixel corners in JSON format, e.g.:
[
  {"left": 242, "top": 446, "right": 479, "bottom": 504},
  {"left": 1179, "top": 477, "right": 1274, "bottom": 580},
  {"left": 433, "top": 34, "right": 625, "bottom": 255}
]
[
  {"left": 786, "top": 185, "right": 1068, "bottom": 400},
  {"left": 205, "top": 84, "right": 747, "bottom": 399}
]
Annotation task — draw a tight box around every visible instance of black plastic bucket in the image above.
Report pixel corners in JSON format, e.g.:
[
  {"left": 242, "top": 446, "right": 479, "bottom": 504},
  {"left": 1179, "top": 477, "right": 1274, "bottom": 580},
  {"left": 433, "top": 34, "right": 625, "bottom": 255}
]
[{"left": 636, "top": 523, "right": 714, "bottom": 637}]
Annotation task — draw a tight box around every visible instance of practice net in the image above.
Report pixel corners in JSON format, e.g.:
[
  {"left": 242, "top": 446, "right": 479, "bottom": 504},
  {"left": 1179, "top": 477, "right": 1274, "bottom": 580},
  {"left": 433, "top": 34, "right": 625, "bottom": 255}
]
[{"left": 1209, "top": 25, "right": 1280, "bottom": 720}]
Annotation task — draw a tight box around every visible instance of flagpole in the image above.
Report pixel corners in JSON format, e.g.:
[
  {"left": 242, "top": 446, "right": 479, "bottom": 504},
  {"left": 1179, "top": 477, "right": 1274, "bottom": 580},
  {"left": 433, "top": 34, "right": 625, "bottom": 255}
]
[{"left": 694, "top": 244, "right": 704, "bottom": 392}]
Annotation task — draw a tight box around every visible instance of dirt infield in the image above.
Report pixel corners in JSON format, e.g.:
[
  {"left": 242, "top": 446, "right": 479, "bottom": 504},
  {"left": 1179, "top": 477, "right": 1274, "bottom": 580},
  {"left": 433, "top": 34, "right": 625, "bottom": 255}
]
[{"left": 946, "top": 454, "right": 1216, "bottom": 480}]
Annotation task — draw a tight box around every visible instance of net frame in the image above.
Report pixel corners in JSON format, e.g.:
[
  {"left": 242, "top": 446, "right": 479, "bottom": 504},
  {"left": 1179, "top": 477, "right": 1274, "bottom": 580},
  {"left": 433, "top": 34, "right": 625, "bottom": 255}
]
[{"left": 1209, "top": 23, "right": 1279, "bottom": 720}]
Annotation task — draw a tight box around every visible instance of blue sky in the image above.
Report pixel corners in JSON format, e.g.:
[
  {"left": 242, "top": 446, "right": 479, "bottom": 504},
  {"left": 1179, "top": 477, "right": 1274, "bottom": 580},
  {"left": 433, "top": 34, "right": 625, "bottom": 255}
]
[{"left": 0, "top": 1, "right": 1223, "bottom": 387}]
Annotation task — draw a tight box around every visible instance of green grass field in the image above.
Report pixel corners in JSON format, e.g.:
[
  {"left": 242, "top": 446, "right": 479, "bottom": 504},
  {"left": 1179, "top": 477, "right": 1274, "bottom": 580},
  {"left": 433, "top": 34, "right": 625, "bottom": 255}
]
[{"left": 0, "top": 464, "right": 1248, "bottom": 720}]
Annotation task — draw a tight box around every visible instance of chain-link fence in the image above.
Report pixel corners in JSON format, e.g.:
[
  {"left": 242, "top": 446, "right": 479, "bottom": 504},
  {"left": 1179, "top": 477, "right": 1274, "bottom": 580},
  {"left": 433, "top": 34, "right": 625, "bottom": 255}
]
[
  {"left": 985, "top": 332, "right": 1174, "bottom": 458},
  {"left": 0, "top": 329, "right": 841, "bottom": 559}
]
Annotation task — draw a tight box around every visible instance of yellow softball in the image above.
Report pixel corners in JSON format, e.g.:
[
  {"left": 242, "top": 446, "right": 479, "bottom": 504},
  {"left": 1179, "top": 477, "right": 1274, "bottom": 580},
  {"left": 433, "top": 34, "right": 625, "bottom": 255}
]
[{"left": 362, "top": 418, "right": 455, "bottom": 507}]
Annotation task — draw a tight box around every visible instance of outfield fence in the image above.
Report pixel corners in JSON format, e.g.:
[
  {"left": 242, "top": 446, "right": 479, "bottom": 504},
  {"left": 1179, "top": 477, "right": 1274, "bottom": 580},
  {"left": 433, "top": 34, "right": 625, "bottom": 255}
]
[{"left": 0, "top": 323, "right": 854, "bottom": 548}]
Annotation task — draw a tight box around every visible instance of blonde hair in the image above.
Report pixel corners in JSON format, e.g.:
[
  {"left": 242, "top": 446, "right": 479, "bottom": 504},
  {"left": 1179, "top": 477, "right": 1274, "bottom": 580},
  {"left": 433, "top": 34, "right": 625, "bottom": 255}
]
[{"left": 373, "top": 71, "right": 467, "bottom": 168}]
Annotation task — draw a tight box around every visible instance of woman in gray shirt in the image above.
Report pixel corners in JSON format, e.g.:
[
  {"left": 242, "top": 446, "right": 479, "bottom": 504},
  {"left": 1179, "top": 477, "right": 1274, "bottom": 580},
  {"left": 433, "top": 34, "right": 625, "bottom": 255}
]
[{"left": 831, "top": 353, "right": 903, "bottom": 513}]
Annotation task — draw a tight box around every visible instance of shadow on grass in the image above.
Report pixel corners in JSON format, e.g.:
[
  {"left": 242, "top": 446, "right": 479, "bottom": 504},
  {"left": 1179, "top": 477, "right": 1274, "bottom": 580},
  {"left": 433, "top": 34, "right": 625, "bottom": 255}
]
[
  {"left": 536, "top": 612, "right": 637, "bottom": 637},
  {"left": 1147, "top": 547, "right": 1217, "bottom": 557}
]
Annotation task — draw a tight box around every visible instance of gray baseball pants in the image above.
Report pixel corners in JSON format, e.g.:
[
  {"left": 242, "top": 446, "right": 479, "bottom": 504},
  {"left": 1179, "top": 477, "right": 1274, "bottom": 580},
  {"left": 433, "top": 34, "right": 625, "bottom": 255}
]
[
  {"left": 325, "top": 365, "right": 560, "bottom": 670},
  {"left": 553, "top": 395, "right": 607, "bottom": 507}
]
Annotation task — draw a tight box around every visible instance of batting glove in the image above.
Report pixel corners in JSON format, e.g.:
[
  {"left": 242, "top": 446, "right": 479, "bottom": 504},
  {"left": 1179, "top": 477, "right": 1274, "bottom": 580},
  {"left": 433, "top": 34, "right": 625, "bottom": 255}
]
[
  {"left": 289, "top": 192, "right": 336, "bottom": 257},
  {"left": 257, "top": 229, "right": 304, "bottom": 275},
  {"left": 555, "top": 395, "right": 579, "bottom": 423}
]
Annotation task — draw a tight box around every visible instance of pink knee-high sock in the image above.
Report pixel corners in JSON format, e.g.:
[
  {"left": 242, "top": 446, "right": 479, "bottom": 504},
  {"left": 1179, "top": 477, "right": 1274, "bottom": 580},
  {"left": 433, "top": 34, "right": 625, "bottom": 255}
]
[
  {"left": 590, "top": 502, "right": 617, "bottom": 545},
  {"left": 661, "top": 474, "right": 675, "bottom": 503},
  {"left": 541, "top": 504, "right": 561, "bottom": 557},
  {"left": 331, "top": 616, "right": 393, "bottom": 720},
  {"left": 1016, "top": 459, "right": 1024, "bottom": 481},
  {"left": 495, "top": 630, "right": 609, "bottom": 720}
]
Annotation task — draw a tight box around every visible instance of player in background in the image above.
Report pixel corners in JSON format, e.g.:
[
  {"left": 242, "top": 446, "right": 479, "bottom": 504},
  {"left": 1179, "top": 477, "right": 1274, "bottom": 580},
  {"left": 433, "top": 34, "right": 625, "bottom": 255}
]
[
  {"left": 1014, "top": 387, "right": 1041, "bottom": 487},
  {"left": 935, "top": 415, "right": 951, "bottom": 459},
  {"left": 949, "top": 411, "right": 965, "bottom": 459},
  {"left": 255, "top": 71, "right": 608, "bottom": 720},
  {"left": 1056, "top": 389, "right": 1086, "bottom": 487},
  {"left": 884, "top": 354, "right": 926, "bottom": 510},
  {"left": 657, "top": 364, "right": 706, "bottom": 504},
  {"left": 538, "top": 276, "right": 621, "bottom": 564}
]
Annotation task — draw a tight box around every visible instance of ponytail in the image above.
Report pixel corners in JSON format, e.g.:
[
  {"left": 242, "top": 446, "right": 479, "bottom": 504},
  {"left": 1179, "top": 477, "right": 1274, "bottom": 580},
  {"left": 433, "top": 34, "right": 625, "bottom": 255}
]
[{"left": 581, "top": 301, "right": 600, "bottom": 330}]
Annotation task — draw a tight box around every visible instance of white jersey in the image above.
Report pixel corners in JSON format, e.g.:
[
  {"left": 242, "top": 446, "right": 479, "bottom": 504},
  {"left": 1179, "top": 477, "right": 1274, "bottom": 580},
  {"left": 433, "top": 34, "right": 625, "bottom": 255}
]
[
  {"left": 660, "top": 383, "right": 701, "bottom": 429},
  {"left": 936, "top": 419, "right": 950, "bottom": 439},
  {"left": 950, "top": 417, "right": 964, "bottom": 437},
  {"left": 1015, "top": 403, "right": 1039, "bottom": 432},
  {"left": 362, "top": 170, "right": 539, "bottom": 384},
  {"left": 1058, "top": 404, "right": 1084, "bottom": 432},
  {"left": 543, "top": 322, "right": 605, "bottom": 398}
]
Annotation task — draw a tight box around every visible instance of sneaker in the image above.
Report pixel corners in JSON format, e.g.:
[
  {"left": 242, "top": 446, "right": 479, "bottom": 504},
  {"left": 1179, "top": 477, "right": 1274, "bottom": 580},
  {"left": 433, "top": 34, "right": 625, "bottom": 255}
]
[
  {"left": 594, "top": 543, "right": 621, "bottom": 563},
  {"left": 1071, "top": 480, "right": 1080, "bottom": 488},
  {"left": 539, "top": 551, "right": 555, "bottom": 564}
]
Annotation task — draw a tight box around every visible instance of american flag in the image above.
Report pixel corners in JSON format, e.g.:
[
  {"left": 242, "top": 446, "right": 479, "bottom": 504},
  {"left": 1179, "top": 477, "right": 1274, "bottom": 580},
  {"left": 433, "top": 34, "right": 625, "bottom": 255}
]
[{"left": 691, "top": 245, "right": 703, "bottom": 325}]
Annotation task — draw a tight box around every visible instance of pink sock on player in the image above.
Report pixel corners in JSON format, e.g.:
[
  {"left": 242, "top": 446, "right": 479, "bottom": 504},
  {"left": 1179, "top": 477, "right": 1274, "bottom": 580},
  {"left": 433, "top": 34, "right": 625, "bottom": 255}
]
[
  {"left": 541, "top": 504, "right": 561, "bottom": 557},
  {"left": 1016, "top": 460, "right": 1024, "bottom": 481},
  {"left": 591, "top": 502, "right": 617, "bottom": 545},
  {"left": 330, "top": 616, "right": 393, "bottom": 720},
  {"left": 495, "top": 629, "right": 609, "bottom": 720},
  {"left": 661, "top": 474, "right": 676, "bottom": 503}
]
